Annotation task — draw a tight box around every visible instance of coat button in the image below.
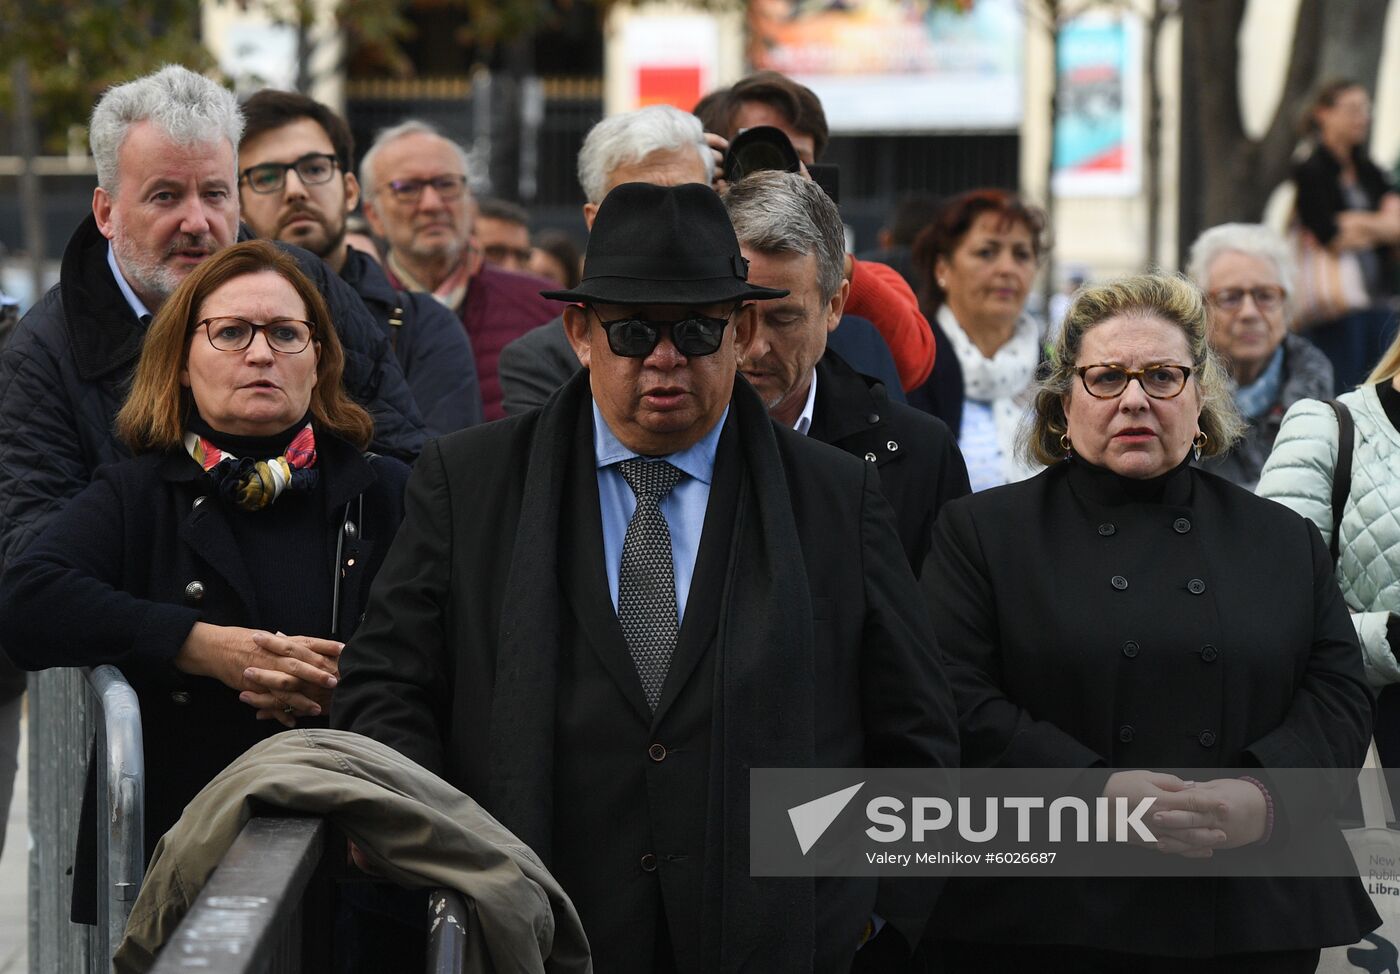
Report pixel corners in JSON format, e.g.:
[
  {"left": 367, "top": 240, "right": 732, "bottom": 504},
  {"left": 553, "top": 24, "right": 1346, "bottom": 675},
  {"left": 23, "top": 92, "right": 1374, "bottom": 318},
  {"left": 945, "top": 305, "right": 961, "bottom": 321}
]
[
  {"left": 1173, "top": 517, "right": 1191, "bottom": 534},
  {"left": 1111, "top": 575, "right": 1128, "bottom": 591},
  {"left": 1198, "top": 730, "right": 1216, "bottom": 748},
  {"left": 1118, "top": 725, "right": 1134, "bottom": 743},
  {"left": 886, "top": 440, "right": 899, "bottom": 452},
  {"left": 648, "top": 743, "right": 667, "bottom": 762},
  {"left": 866, "top": 413, "right": 880, "bottom": 424},
  {"left": 343, "top": 521, "right": 359, "bottom": 539},
  {"left": 1122, "top": 640, "right": 1139, "bottom": 659},
  {"left": 1200, "top": 644, "right": 1219, "bottom": 663},
  {"left": 170, "top": 691, "right": 190, "bottom": 705},
  {"left": 1098, "top": 523, "right": 1116, "bottom": 537},
  {"left": 640, "top": 853, "right": 658, "bottom": 872},
  {"left": 183, "top": 580, "right": 205, "bottom": 603},
  {"left": 192, "top": 496, "right": 207, "bottom": 510},
  {"left": 1187, "top": 578, "right": 1206, "bottom": 595},
  {"left": 864, "top": 452, "right": 878, "bottom": 463}
]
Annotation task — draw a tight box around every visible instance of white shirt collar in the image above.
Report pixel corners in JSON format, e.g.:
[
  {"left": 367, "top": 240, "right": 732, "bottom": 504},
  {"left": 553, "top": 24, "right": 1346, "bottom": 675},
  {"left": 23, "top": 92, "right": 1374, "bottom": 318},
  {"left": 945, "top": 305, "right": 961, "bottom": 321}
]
[
  {"left": 106, "top": 243, "right": 153, "bottom": 323},
  {"left": 792, "top": 369, "right": 818, "bottom": 437}
]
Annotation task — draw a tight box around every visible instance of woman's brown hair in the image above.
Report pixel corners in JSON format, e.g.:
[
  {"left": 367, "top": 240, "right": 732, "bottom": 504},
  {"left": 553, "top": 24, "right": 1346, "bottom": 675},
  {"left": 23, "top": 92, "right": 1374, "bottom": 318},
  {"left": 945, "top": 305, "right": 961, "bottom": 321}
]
[
  {"left": 116, "top": 240, "right": 374, "bottom": 452},
  {"left": 1300, "top": 78, "right": 1365, "bottom": 138},
  {"left": 910, "top": 188, "right": 1049, "bottom": 315}
]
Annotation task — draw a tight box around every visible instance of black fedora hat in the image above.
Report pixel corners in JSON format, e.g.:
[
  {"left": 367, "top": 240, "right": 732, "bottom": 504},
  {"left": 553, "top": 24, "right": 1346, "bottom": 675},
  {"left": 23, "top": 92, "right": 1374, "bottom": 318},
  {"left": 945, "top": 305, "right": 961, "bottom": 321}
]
[{"left": 540, "top": 182, "right": 789, "bottom": 305}]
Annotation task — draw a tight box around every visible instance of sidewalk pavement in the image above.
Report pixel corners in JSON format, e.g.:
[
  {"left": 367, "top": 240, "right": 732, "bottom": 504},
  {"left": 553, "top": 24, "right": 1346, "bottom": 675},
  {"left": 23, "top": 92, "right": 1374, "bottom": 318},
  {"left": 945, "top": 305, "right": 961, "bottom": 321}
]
[{"left": 0, "top": 710, "right": 27, "bottom": 972}]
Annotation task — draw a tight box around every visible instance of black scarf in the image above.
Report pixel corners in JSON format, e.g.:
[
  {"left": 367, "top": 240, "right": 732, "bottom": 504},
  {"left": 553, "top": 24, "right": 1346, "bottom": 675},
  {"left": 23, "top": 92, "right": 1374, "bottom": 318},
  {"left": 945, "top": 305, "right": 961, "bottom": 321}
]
[{"left": 487, "top": 369, "right": 816, "bottom": 970}]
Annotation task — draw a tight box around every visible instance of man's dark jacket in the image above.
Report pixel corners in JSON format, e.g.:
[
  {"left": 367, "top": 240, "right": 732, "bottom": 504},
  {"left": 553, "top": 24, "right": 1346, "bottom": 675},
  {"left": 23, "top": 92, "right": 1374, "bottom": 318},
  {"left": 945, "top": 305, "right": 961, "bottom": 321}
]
[
  {"left": 339, "top": 246, "right": 483, "bottom": 437},
  {"left": 810, "top": 349, "right": 968, "bottom": 574},
  {"left": 0, "top": 215, "right": 425, "bottom": 564},
  {"left": 334, "top": 371, "right": 959, "bottom": 974}
]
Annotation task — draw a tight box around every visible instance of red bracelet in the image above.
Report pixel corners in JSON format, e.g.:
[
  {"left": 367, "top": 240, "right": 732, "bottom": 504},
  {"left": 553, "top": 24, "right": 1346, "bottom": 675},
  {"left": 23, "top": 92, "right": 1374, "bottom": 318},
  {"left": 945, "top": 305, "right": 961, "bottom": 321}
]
[{"left": 1240, "top": 775, "right": 1275, "bottom": 844}]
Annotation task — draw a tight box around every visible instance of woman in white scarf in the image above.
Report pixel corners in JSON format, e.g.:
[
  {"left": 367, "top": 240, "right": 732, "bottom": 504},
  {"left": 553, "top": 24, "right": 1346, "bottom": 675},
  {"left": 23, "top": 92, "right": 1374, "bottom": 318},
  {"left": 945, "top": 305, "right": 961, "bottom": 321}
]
[{"left": 913, "top": 189, "right": 1048, "bottom": 491}]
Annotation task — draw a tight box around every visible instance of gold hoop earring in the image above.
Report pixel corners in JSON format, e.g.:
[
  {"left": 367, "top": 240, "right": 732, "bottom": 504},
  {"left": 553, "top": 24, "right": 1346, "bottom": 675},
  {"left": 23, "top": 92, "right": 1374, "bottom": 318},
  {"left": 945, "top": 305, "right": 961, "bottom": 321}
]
[
  {"left": 1192, "top": 430, "right": 1208, "bottom": 461},
  {"left": 1059, "top": 432, "right": 1072, "bottom": 456}
]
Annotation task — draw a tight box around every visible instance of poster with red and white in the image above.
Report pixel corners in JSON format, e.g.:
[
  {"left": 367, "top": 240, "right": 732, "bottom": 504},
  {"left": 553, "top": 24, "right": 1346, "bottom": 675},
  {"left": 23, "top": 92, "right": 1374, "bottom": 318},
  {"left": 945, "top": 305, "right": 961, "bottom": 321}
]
[{"left": 1052, "top": 13, "right": 1142, "bottom": 197}]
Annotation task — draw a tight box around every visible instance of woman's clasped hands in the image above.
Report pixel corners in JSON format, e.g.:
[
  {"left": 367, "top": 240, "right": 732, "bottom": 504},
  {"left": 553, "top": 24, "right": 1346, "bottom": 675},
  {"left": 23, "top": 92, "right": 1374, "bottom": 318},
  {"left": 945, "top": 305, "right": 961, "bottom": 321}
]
[
  {"left": 174, "top": 621, "right": 344, "bottom": 728},
  {"left": 1104, "top": 770, "right": 1270, "bottom": 859}
]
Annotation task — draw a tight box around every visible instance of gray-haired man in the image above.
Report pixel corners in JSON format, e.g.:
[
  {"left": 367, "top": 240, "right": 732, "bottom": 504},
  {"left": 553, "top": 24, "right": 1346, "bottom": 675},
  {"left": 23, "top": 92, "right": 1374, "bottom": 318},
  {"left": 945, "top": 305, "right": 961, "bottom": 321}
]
[{"left": 726, "top": 171, "right": 969, "bottom": 573}]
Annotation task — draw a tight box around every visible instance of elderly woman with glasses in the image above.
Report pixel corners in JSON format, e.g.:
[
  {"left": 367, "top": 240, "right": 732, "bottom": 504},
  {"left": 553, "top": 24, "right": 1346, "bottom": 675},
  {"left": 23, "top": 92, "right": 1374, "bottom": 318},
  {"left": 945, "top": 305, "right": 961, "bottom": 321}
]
[
  {"left": 0, "top": 240, "right": 409, "bottom": 920},
  {"left": 921, "top": 274, "right": 1376, "bottom": 970},
  {"left": 1185, "top": 223, "right": 1334, "bottom": 489}
]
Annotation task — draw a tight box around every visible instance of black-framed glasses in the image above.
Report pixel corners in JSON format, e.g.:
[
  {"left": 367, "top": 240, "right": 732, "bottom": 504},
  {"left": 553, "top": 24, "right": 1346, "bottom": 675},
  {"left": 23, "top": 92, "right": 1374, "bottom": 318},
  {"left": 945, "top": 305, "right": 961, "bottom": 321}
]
[
  {"left": 239, "top": 153, "right": 339, "bottom": 194},
  {"left": 589, "top": 305, "right": 739, "bottom": 358},
  {"left": 1076, "top": 363, "right": 1193, "bottom": 400},
  {"left": 383, "top": 174, "right": 468, "bottom": 204},
  {"left": 197, "top": 317, "right": 315, "bottom": 354},
  {"left": 1208, "top": 286, "right": 1285, "bottom": 312}
]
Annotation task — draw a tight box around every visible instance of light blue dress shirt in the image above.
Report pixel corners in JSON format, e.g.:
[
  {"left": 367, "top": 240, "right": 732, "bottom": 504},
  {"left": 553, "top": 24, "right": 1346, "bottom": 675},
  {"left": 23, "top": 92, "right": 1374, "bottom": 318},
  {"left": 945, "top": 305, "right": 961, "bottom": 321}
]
[
  {"left": 593, "top": 402, "right": 727, "bottom": 624},
  {"left": 106, "top": 244, "right": 153, "bottom": 325}
]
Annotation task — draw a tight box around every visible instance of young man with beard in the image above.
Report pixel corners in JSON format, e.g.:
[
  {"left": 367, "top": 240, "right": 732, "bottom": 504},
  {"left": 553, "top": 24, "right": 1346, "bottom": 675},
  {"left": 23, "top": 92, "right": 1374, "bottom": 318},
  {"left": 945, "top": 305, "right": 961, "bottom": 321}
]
[{"left": 239, "top": 89, "right": 483, "bottom": 435}]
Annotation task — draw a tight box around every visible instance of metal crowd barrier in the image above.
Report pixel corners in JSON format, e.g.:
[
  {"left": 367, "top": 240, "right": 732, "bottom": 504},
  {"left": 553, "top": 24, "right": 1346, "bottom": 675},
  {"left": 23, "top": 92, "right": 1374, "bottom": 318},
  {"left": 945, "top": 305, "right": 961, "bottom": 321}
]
[
  {"left": 88, "top": 664, "right": 146, "bottom": 961},
  {"left": 150, "top": 816, "right": 327, "bottom": 974},
  {"left": 28, "top": 664, "right": 144, "bottom": 974},
  {"left": 152, "top": 814, "right": 480, "bottom": 974}
]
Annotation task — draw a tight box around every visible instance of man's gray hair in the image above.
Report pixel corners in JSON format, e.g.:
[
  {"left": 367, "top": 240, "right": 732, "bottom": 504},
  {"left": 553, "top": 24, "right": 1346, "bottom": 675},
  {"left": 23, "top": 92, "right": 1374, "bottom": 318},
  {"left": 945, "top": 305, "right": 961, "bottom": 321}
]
[
  {"left": 1186, "top": 222, "right": 1296, "bottom": 299},
  {"left": 89, "top": 65, "right": 243, "bottom": 196},
  {"left": 359, "top": 119, "right": 472, "bottom": 203},
  {"left": 577, "top": 105, "right": 713, "bottom": 204},
  {"left": 724, "top": 171, "right": 845, "bottom": 303}
]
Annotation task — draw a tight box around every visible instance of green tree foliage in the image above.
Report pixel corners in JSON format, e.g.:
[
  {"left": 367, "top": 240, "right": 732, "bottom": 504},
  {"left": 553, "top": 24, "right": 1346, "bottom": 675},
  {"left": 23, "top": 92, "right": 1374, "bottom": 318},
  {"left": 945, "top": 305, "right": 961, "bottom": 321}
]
[{"left": 0, "top": 0, "right": 213, "bottom": 153}]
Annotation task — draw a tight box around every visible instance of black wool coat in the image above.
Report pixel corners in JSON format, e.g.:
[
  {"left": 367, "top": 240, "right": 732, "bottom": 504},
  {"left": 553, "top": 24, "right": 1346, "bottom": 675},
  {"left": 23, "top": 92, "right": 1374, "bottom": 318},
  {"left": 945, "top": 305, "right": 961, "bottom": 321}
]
[
  {"left": 809, "top": 349, "right": 969, "bottom": 573},
  {"left": 921, "top": 457, "right": 1378, "bottom": 957},
  {"left": 0, "top": 433, "right": 408, "bottom": 919},
  {"left": 334, "top": 372, "right": 960, "bottom": 974}
]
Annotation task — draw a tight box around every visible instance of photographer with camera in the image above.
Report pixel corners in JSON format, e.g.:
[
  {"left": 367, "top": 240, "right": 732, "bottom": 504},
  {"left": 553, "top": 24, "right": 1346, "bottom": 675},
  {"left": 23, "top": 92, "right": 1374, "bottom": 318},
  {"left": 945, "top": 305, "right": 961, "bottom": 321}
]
[{"left": 699, "top": 71, "right": 937, "bottom": 394}]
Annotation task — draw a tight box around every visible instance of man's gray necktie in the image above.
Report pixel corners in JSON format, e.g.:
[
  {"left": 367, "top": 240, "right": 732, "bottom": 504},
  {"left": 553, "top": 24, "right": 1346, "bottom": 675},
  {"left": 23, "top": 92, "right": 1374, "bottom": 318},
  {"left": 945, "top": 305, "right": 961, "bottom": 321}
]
[{"left": 617, "top": 458, "right": 683, "bottom": 711}]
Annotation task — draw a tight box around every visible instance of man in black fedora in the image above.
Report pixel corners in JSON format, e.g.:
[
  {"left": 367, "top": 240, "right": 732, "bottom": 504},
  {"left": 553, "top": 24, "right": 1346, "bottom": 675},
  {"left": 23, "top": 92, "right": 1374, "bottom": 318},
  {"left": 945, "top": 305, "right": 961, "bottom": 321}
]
[{"left": 334, "top": 182, "right": 958, "bottom": 973}]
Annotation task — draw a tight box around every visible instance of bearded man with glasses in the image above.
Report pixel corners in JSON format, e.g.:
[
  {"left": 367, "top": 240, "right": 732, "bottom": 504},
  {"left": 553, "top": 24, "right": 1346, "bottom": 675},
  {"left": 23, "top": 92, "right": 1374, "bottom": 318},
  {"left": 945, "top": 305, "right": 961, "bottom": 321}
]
[
  {"left": 1186, "top": 222, "right": 1334, "bottom": 488},
  {"left": 239, "top": 90, "right": 484, "bottom": 437},
  {"left": 358, "top": 119, "right": 563, "bottom": 419},
  {"left": 334, "top": 181, "right": 959, "bottom": 973}
]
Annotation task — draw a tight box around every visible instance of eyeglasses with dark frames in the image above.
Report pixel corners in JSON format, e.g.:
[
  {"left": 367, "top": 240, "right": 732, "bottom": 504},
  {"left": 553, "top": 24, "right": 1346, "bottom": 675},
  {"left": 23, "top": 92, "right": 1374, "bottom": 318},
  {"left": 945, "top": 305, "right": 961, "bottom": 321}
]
[
  {"left": 1076, "top": 363, "right": 1193, "bottom": 400},
  {"left": 239, "top": 153, "right": 340, "bottom": 195},
  {"left": 197, "top": 317, "right": 315, "bottom": 354},
  {"left": 382, "top": 174, "right": 469, "bottom": 204},
  {"left": 589, "top": 305, "right": 740, "bottom": 358},
  {"left": 1208, "top": 286, "right": 1285, "bottom": 313}
]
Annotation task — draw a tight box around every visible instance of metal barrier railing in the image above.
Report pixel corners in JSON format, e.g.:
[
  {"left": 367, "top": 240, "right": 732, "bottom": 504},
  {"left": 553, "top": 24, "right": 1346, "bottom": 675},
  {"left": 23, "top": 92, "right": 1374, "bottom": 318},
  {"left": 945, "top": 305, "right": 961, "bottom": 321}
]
[
  {"left": 149, "top": 816, "right": 327, "bottom": 974},
  {"left": 86, "top": 664, "right": 145, "bottom": 963},
  {"left": 150, "top": 815, "right": 478, "bottom": 974}
]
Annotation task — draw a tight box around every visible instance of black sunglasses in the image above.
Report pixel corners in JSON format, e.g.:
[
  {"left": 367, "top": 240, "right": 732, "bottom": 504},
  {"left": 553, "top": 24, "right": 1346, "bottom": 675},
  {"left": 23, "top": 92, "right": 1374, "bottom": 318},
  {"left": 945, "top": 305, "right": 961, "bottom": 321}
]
[{"left": 589, "top": 305, "right": 739, "bottom": 358}]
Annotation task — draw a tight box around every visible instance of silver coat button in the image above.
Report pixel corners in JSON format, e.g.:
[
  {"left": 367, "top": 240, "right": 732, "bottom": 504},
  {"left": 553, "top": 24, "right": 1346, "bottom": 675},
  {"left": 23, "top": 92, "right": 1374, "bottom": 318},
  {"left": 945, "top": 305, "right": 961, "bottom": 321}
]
[
  {"left": 887, "top": 440, "right": 899, "bottom": 452},
  {"left": 864, "top": 452, "right": 878, "bottom": 463},
  {"left": 183, "top": 581, "right": 205, "bottom": 603},
  {"left": 343, "top": 521, "right": 359, "bottom": 539},
  {"left": 192, "top": 496, "right": 207, "bottom": 510}
]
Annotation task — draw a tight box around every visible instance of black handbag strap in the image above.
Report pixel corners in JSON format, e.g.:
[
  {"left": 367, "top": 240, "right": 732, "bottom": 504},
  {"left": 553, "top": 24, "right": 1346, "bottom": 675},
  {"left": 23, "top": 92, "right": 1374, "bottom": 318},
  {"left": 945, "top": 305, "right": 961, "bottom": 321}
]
[{"left": 1326, "top": 399, "right": 1355, "bottom": 565}]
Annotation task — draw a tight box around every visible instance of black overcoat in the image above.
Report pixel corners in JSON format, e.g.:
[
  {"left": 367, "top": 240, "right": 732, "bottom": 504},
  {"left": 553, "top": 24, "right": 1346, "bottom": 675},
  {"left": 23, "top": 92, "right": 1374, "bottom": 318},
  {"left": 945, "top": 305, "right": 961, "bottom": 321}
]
[
  {"left": 334, "top": 374, "right": 960, "bottom": 973},
  {"left": 921, "top": 456, "right": 1378, "bottom": 956},
  {"left": 809, "top": 349, "right": 969, "bottom": 573},
  {"left": 0, "top": 434, "right": 408, "bottom": 918}
]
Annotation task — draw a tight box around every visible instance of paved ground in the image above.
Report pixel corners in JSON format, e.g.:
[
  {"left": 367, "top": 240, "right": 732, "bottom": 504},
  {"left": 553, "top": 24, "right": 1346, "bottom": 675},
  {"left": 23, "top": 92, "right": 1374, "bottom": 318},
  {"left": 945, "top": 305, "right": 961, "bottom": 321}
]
[{"left": 0, "top": 710, "right": 27, "bottom": 972}]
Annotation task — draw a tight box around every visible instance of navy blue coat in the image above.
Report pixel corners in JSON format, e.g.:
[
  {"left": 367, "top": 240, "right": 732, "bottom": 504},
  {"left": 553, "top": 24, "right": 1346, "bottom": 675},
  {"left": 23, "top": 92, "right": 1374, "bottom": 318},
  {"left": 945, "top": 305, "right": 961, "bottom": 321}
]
[{"left": 0, "top": 432, "right": 408, "bottom": 919}]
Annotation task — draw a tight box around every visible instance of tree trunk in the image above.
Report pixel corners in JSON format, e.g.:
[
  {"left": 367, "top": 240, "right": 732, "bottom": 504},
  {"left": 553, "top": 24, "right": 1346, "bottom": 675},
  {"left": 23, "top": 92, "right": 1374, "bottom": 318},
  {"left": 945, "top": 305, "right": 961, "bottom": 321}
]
[
  {"left": 1143, "top": 0, "right": 1169, "bottom": 271},
  {"left": 1042, "top": 0, "right": 1061, "bottom": 314},
  {"left": 1178, "top": 0, "right": 1387, "bottom": 251},
  {"left": 10, "top": 57, "right": 45, "bottom": 304}
]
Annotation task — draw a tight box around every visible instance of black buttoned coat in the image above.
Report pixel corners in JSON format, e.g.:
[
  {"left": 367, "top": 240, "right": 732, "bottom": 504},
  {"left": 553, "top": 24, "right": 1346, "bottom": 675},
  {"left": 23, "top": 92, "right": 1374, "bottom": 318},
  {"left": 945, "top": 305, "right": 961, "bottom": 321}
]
[
  {"left": 921, "top": 457, "right": 1377, "bottom": 957},
  {"left": 0, "top": 434, "right": 408, "bottom": 919},
  {"left": 809, "top": 350, "right": 969, "bottom": 573},
  {"left": 334, "top": 374, "right": 960, "bottom": 973}
]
